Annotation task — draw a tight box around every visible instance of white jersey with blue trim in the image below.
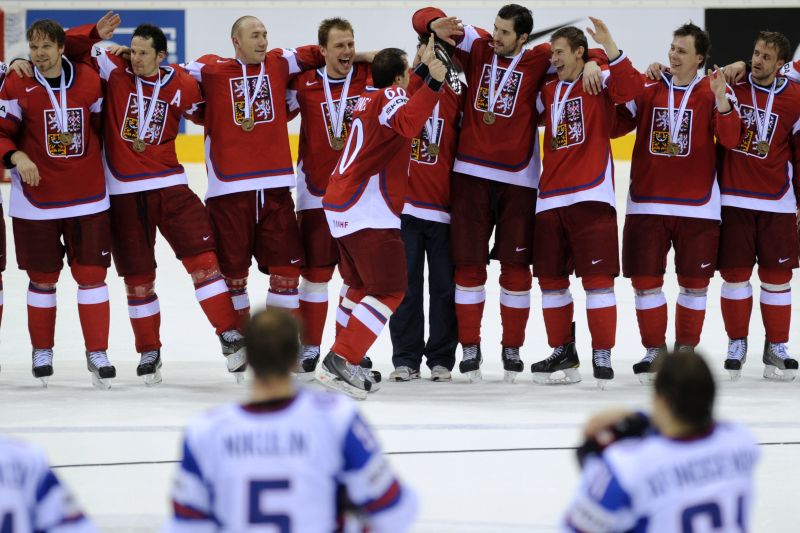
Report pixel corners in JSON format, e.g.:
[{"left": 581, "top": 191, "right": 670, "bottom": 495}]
[
  {"left": 164, "top": 388, "right": 417, "bottom": 533},
  {"left": 0, "top": 436, "right": 97, "bottom": 533},
  {"left": 563, "top": 422, "right": 759, "bottom": 533}
]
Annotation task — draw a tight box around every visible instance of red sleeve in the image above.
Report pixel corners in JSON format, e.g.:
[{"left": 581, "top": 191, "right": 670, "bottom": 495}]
[
  {"left": 714, "top": 89, "right": 743, "bottom": 149},
  {"left": 292, "top": 45, "right": 326, "bottom": 72},
  {"left": 407, "top": 67, "right": 425, "bottom": 94},
  {"left": 611, "top": 103, "right": 637, "bottom": 138},
  {"left": 179, "top": 71, "right": 205, "bottom": 124},
  {"left": 386, "top": 84, "right": 441, "bottom": 139},
  {"left": 587, "top": 48, "right": 610, "bottom": 67},
  {"left": 0, "top": 81, "right": 21, "bottom": 161},
  {"left": 606, "top": 56, "right": 644, "bottom": 104},
  {"left": 791, "top": 130, "right": 800, "bottom": 208},
  {"left": 64, "top": 24, "right": 102, "bottom": 61}
]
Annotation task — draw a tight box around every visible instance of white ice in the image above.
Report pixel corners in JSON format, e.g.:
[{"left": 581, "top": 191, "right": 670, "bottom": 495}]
[{"left": 0, "top": 162, "right": 798, "bottom": 532}]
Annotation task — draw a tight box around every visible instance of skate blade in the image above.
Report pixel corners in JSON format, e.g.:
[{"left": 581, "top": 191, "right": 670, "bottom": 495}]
[
  {"left": 596, "top": 379, "right": 610, "bottom": 390},
  {"left": 294, "top": 371, "right": 317, "bottom": 383},
  {"left": 38, "top": 376, "right": 50, "bottom": 389},
  {"left": 231, "top": 371, "right": 246, "bottom": 384},
  {"left": 532, "top": 367, "right": 581, "bottom": 385},
  {"left": 314, "top": 366, "right": 368, "bottom": 400},
  {"left": 225, "top": 348, "right": 247, "bottom": 372},
  {"left": 503, "top": 370, "right": 520, "bottom": 383},
  {"left": 636, "top": 372, "right": 655, "bottom": 385},
  {"left": 763, "top": 365, "right": 796, "bottom": 382},
  {"left": 141, "top": 370, "right": 163, "bottom": 387},
  {"left": 726, "top": 369, "right": 742, "bottom": 382},
  {"left": 464, "top": 369, "right": 482, "bottom": 383},
  {"left": 91, "top": 374, "right": 113, "bottom": 390}
]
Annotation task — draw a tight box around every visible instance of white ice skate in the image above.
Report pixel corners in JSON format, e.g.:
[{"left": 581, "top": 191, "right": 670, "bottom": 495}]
[
  {"left": 220, "top": 330, "right": 247, "bottom": 384},
  {"left": 762, "top": 341, "right": 798, "bottom": 382},
  {"left": 724, "top": 338, "right": 747, "bottom": 381}
]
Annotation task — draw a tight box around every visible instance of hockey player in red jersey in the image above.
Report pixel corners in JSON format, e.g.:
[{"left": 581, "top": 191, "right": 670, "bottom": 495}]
[
  {"left": 286, "top": 18, "right": 374, "bottom": 378},
  {"left": 0, "top": 60, "right": 7, "bottom": 336},
  {"left": 530, "top": 20, "right": 643, "bottom": 389},
  {"left": 51, "top": 20, "right": 247, "bottom": 383},
  {"left": 614, "top": 24, "right": 742, "bottom": 382},
  {"left": 181, "top": 16, "right": 325, "bottom": 329},
  {"left": 716, "top": 32, "right": 800, "bottom": 382},
  {"left": 417, "top": 5, "right": 608, "bottom": 382},
  {"left": 317, "top": 39, "right": 446, "bottom": 399},
  {"left": 0, "top": 19, "right": 117, "bottom": 388},
  {"left": 387, "top": 36, "right": 464, "bottom": 383}
]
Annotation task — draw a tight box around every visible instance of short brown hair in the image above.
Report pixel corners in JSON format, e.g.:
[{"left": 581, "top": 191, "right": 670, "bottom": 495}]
[
  {"left": 245, "top": 308, "right": 301, "bottom": 379},
  {"left": 551, "top": 26, "right": 589, "bottom": 61},
  {"left": 318, "top": 18, "right": 353, "bottom": 47},
  {"left": 654, "top": 351, "right": 716, "bottom": 433},
  {"left": 755, "top": 30, "right": 792, "bottom": 63},
  {"left": 27, "top": 19, "right": 66, "bottom": 47},
  {"left": 674, "top": 23, "right": 711, "bottom": 68}
]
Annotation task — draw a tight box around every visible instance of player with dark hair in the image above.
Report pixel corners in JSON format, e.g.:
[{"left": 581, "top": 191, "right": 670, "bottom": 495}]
[
  {"left": 165, "top": 308, "right": 417, "bottom": 532},
  {"left": 416, "top": 5, "right": 608, "bottom": 382},
  {"left": 563, "top": 351, "right": 759, "bottom": 531},
  {"left": 530, "top": 19, "right": 643, "bottom": 388},
  {"left": 715, "top": 31, "right": 800, "bottom": 381},
  {"left": 286, "top": 17, "right": 374, "bottom": 378},
  {"left": 0, "top": 16, "right": 119, "bottom": 388},
  {"left": 318, "top": 39, "right": 446, "bottom": 399},
  {"left": 614, "top": 23, "right": 742, "bottom": 382}
]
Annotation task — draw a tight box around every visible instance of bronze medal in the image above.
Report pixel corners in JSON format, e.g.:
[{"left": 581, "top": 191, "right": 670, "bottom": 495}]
[
  {"left": 483, "top": 112, "right": 496, "bottom": 125},
  {"left": 667, "top": 142, "right": 681, "bottom": 157},
  {"left": 241, "top": 116, "right": 255, "bottom": 132},
  {"left": 331, "top": 136, "right": 345, "bottom": 151},
  {"left": 60, "top": 132, "right": 73, "bottom": 145},
  {"left": 428, "top": 143, "right": 440, "bottom": 156},
  {"left": 132, "top": 138, "right": 146, "bottom": 153},
  {"left": 550, "top": 138, "right": 559, "bottom": 150},
  {"left": 756, "top": 140, "right": 770, "bottom": 156}
]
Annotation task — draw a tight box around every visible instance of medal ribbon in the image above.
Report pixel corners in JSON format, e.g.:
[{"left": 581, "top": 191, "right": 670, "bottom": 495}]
[
  {"left": 749, "top": 74, "right": 776, "bottom": 144},
  {"left": 239, "top": 60, "right": 265, "bottom": 121},
  {"left": 424, "top": 102, "right": 441, "bottom": 148},
  {"left": 34, "top": 65, "right": 69, "bottom": 136},
  {"left": 135, "top": 69, "right": 163, "bottom": 143},
  {"left": 487, "top": 50, "right": 524, "bottom": 114},
  {"left": 667, "top": 74, "right": 700, "bottom": 147},
  {"left": 322, "top": 67, "right": 353, "bottom": 140},
  {"left": 550, "top": 74, "right": 581, "bottom": 143}
]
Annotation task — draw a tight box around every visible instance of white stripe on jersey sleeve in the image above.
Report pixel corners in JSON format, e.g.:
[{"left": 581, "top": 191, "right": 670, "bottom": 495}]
[
  {"left": 281, "top": 48, "right": 303, "bottom": 75},
  {"left": 458, "top": 25, "right": 483, "bottom": 54},
  {"left": 91, "top": 45, "right": 120, "bottom": 81},
  {"left": 181, "top": 61, "right": 206, "bottom": 83}
]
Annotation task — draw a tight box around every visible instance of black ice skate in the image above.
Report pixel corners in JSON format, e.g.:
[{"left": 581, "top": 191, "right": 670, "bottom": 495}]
[
  {"left": 86, "top": 351, "right": 116, "bottom": 390},
  {"left": 762, "top": 340, "right": 798, "bottom": 382},
  {"left": 458, "top": 344, "right": 483, "bottom": 383},
  {"left": 724, "top": 338, "right": 747, "bottom": 381},
  {"left": 501, "top": 346, "right": 524, "bottom": 383},
  {"left": 315, "top": 351, "right": 381, "bottom": 400},
  {"left": 219, "top": 330, "right": 247, "bottom": 384},
  {"left": 32, "top": 348, "right": 54, "bottom": 388},
  {"left": 531, "top": 323, "right": 580, "bottom": 385},
  {"left": 137, "top": 349, "right": 162, "bottom": 386},
  {"left": 296, "top": 345, "right": 320, "bottom": 381},
  {"left": 360, "top": 356, "right": 373, "bottom": 369},
  {"left": 592, "top": 349, "right": 614, "bottom": 390},
  {"left": 632, "top": 345, "right": 667, "bottom": 384}
]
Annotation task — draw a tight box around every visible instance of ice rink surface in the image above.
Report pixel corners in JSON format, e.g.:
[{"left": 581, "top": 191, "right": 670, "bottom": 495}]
[{"left": 0, "top": 162, "right": 799, "bottom": 532}]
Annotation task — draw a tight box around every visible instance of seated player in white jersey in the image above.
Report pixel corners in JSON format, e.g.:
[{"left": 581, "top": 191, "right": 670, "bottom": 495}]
[
  {"left": 165, "top": 308, "right": 417, "bottom": 532},
  {"left": 563, "top": 351, "right": 760, "bottom": 532},
  {"left": 0, "top": 435, "right": 98, "bottom": 532}
]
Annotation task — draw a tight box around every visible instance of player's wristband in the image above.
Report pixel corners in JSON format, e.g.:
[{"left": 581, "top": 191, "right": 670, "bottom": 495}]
[
  {"left": 414, "top": 63, "right": 430, "bottom": 80},
  {"left": 426, "top": 77, "right": 443, "bottom": 92}
]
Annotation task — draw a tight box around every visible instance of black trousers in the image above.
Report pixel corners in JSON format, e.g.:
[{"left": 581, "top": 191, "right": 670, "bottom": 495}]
[{"left": 389, "top": 215, "right": 458, "bottom": 370}]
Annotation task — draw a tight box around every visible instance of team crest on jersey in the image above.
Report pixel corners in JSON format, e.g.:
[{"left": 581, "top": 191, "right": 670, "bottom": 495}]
[
  {"left": 230, "top": 74, "right": 274, "bottom": 125},
  {"left": 734, "top": 105, "right": 777, "bottom": 159},
  {"left": 120, "top": 93, "right": 168, "bottom": 145},
  {"left": 474, "top": 64, "right": 523, "bottom": 117},
  {"left": 649, "top": 107, "right": 693, "bottom": 157},
  {"left": 551, "top": 97, "right": 585, "bottom": 149},
  {"left": 320, "top": 96, "right": 359, "bottom": 148},
  {"left": 43, "top": 107, "right": 84, "bottom": 157},
  {"left": 411, "top": 118, "right": 444, "bottom": 165}
]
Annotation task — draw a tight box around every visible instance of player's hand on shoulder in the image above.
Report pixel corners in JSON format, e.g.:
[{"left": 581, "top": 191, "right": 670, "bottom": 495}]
[
  {"left": 9, "top": 59, "right": 33, "bottom": 78},
  {"left": 429, "top": 16, "right": 464, "bottom": 46},
  {"left": 645, "top": 62, "right": 667, "bottom": 81},
  {"left": 722, "top": 60, "right": 747, "bottom": 84},
  {"left": 106, "top": 44, "right": 131, "bottom": 60},
  {"left": 11, "top": 151, "right": 41, "bottom": 187},
  {"left": 582, "top": 61, "right": 603, "bottom": 95},
  {"left": 95, "top": 11, "right": 121, "bottom": 40}
]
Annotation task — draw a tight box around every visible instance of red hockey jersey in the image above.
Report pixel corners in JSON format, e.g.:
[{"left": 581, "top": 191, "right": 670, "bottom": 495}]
[
  {"left": 721, "top": 75, "right": 800, "bottom": 213},
  {"left": 536, "top": 53, "right": 642, "bottom": 213},
  {"left": 781, "top": 60, "right": 800, "bottom": 83},
  {"left": 0, "top": 58, "right": 107, "bottom": 220},
  {"left": 405, "top": 70, "right": 463, "bottom": 224},
  {"left": 323, "top": 83, "right": 442, "bottom": 237},
  {"left": 412, "top": 7, "right": 607, "bottom": 189},
  {"left": 287, "top": 63, "right": 372, "bottom": 211},
  {"left": 183, "top": 46, "right": 323, "bottom": 198},
  {"left": 616, "top": 73, "right": 742, "bottom": 220}
]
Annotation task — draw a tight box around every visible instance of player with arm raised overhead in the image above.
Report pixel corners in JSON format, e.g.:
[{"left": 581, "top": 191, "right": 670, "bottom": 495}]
[
  {"left": 614, "top": 23, "right": 742, "bottom": 383},
  {"left": 318, "top": 38, "right": 446, "bottom": 399},
  {"left": 0, "top": 19, "right": 116, "bottom": 388},
  {"left": 286, "top": 18, "right": 374, "bottom": 379},
  {"left": 715, "top": 32, "right": 800, "bottom": 382},
  {"left": 417, "top": 5, "right": 608, "bottom": 383},
  {"left": 34, "top": 18, "right": 247, "bottom": 385},
  {"left": 181, "top": 16, "right": 326, "bottom": 357},
  {"left": 563, "top": 351, "right": 759, "bottom": 532},
  {"left": 530, "top": 20, "right": 643, "bottom": 389},
  {"left": 165, "top": 308, "right": 417, "bottom": 532}
]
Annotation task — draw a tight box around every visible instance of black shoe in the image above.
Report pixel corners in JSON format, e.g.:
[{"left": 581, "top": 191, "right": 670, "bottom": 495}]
[{"left": 531, "top": 323, "right": 580, "bottom": 384}]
